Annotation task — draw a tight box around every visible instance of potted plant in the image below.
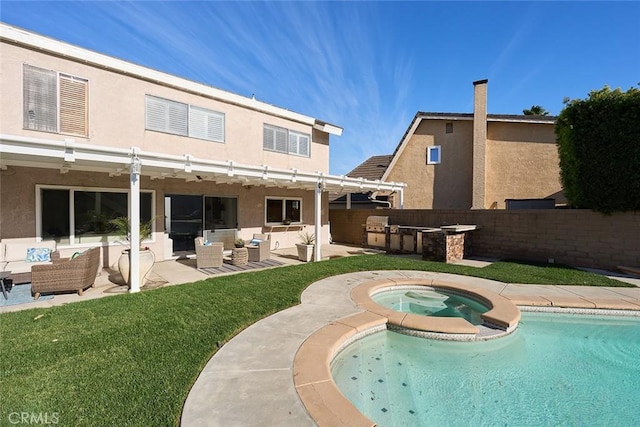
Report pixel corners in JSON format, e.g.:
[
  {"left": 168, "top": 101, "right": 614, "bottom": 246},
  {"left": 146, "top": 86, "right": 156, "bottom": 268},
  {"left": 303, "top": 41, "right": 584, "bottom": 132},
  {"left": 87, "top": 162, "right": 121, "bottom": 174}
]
[
  {"left": 282, "top": 218, "right": 292, "bottom": 225},
  {"left": 234, "top": 238, "right": 245, "bottom": 248},
  {"left": 110, "top": 216, "right": 155, "bottom": 287},
  {"left": 296, "top": 232, "right": 315, "bottom": 262}
]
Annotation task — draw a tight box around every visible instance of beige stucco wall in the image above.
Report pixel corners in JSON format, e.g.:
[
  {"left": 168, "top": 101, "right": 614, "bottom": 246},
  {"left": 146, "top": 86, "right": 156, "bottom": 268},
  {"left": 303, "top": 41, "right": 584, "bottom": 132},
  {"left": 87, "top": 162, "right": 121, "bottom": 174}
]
[
  {"left": 0, "top": 41, "right": 329, "bottom": 173},
  {"left": 385, "top": 119, "right": 473, "bottom": 209},
  {"left": 485, "top": 122, "right": 564, "bottom": 209}
]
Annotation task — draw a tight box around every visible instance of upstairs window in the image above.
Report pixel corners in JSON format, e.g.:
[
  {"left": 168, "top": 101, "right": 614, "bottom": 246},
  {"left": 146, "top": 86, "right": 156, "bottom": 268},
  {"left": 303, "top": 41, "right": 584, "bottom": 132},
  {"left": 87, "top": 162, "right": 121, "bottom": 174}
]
[
  {"left": 289, "top": 130, "right": 310, "bottom": 156},
  {"left": 23, "top": 64, "right": 88, "bottom": 137},
  {"left": 427, "top": 146, "right": 441, "bottom": 165},
  {"left": 263, "top": 124, "right": 310, "bottom": 157},
  {"left": 263, "top": 124, "right": 288, "bottom": 153},
  {"left": 145, "top": 95, "right": 225, "bottom": 142}
]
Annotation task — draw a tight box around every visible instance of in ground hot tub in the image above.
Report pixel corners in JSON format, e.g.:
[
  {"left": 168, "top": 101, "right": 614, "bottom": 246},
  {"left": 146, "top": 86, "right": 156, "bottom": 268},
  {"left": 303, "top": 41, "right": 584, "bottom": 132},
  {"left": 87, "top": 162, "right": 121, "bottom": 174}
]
[
  {"left": 372, "top": 287, "right": 489, "bottom": 325},
  {"left": 350, "top": 278, "right": 521, "bottom": 339}
]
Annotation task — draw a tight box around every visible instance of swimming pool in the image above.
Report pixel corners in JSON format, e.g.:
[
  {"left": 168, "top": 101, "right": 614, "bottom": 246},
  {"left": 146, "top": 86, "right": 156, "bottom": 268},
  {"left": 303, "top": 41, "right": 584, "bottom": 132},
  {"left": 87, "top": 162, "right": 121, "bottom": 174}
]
[{"left": 331, "top": 312, "right": 640, "bottom": 426}]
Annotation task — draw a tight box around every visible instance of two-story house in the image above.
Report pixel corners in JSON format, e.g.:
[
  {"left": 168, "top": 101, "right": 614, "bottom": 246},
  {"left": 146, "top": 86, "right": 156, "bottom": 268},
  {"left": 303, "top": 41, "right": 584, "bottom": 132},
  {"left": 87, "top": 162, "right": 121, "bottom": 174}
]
[
  {"left": 351, "top": 80, "right": 564, "bottom": 210},
  {"left": 0, "top": 23, "right": 405, "bottom": 290}
]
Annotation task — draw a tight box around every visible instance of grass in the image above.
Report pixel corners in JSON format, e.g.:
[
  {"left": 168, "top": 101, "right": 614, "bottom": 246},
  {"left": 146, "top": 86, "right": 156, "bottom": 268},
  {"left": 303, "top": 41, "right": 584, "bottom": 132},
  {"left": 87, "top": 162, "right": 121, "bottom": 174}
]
[{"left": 0, "top": 254, "right": 631, "bottom": 426}]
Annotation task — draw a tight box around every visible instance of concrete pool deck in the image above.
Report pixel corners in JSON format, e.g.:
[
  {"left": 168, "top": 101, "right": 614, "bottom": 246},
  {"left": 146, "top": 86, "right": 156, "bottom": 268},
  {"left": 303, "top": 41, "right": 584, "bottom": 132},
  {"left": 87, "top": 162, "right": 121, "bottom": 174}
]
[{"left": 180, "top": 268, "right": 640, "bottom": 427}]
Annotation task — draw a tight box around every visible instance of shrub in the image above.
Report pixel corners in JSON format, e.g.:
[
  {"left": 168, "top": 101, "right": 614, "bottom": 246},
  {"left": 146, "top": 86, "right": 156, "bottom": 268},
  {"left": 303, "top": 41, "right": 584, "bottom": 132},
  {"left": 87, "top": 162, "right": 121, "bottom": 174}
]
[{"left": 555, "top": 86, "right": 640, "bottom": 213}]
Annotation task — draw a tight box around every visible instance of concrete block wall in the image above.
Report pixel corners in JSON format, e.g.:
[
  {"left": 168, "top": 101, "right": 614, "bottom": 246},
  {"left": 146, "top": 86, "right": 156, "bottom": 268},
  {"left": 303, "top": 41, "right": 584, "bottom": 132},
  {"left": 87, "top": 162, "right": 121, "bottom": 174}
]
[{"left": 329, "top": 209, "right": 640, "bottom": 271}]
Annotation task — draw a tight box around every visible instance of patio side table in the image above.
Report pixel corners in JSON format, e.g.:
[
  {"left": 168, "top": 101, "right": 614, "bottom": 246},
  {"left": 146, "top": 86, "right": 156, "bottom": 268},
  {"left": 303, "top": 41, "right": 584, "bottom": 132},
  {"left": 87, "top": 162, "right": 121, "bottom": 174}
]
[{"left": 231, "top": 248, "right": 248, "bottom": 266}]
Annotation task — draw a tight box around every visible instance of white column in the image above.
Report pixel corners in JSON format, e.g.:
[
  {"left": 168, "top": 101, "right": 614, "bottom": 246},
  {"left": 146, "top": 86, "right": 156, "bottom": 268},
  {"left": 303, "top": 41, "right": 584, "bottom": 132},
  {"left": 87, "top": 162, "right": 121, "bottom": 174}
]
[
  {"left": 399, "top": 188, "right": 404, "bottom": 209},
  {"left": 314, "top": 181, "right": 322, "bottom": 262},
  {"left": 346, "top": 193, "right": 352, "bottom": 210},
  {"left": 129, "top": 152, "right": 141, "bottom": 293}
]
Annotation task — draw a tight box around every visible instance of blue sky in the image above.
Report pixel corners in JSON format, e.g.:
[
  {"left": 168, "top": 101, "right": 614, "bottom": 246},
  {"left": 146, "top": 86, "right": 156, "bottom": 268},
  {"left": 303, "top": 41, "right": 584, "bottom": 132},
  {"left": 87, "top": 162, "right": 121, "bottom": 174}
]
[{"left": 2, "top": 1, "right": 638, "bottom": 175}]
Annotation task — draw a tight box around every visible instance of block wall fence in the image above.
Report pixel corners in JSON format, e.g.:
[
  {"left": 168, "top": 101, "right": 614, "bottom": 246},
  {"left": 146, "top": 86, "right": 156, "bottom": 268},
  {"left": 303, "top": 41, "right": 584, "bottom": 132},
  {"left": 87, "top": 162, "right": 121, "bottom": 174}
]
[{"left": 329, "top": 209, "right": 640, "bottom": 271}]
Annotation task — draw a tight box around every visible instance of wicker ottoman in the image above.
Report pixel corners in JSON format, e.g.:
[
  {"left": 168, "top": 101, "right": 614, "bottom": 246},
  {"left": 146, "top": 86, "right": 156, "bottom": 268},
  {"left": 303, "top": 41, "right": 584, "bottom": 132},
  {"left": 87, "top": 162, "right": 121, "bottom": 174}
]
[{"left": 231, "top": 248, "right": 248, "bottom": 266}]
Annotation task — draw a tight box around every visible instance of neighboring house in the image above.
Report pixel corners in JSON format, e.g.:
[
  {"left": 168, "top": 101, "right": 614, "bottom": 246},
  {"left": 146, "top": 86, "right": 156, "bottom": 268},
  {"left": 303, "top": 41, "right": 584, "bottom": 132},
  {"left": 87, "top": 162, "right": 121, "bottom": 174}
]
[
  {"left": 365, "top": 79, "right": 564, "bottom": 209},
  {"left": 0, "top": 23, "right": 405, "bottom": 289},
  {"left": 329, "top": 155, "right": 393, "bottom": 209}
]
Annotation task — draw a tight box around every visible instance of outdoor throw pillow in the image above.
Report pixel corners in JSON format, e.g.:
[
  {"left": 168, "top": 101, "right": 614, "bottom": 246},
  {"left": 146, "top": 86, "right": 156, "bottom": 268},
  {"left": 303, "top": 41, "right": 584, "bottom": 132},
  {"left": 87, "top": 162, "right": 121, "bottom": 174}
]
[
  {"left": 249, "top": 238, "right": 263, "bottom": 245},
  {"left": 26, "top": 247, "right": 51, "bottom": 263}
]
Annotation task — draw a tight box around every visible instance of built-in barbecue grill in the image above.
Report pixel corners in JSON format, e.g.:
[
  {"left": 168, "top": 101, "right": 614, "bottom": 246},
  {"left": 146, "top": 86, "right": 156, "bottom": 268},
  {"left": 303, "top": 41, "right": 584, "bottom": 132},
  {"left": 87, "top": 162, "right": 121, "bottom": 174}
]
[
  {"left": 364, "top": 216, "right": 388, "bottom": 247},
  {"left": 365, "top": 215, "right": 389, "bottom": 233}
]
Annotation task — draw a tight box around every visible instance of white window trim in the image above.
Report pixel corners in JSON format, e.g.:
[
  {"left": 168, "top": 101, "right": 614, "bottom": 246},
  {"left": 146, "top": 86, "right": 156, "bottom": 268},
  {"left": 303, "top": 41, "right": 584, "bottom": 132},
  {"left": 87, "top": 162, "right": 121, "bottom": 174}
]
[
  {"left": 36, "top": 184, "right": 155, "bottom": 247},
  {"left": 427, "top": 145, "right": 441, "bottom": 165},
  {"left": 264, "top": 196, "right": 303, "bottom": 225}
]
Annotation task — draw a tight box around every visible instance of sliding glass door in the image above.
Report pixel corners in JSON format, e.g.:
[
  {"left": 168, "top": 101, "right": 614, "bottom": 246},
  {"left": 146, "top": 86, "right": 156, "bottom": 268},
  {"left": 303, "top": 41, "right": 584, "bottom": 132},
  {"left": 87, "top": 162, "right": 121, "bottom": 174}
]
[{"left": 165, "top": 194, "right": 237, "bottom": 252}]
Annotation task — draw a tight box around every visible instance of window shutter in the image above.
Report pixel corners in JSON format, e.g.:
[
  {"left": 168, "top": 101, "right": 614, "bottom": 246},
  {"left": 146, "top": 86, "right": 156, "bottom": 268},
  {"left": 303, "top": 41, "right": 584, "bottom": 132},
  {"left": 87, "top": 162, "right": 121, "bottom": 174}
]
[
  {"left": 146, "top": 96, "right": 166, "bottom": 132},
  {"left": 167, "top": 100, "right": 188, "bottom": 135},
  {"left": 299, "top": 135, "right": 309, "bottom": 156},
  {"left": 59, "top": 74, "right": 88, "bottom": 136},
  {"left": 23, "top": 65, "right": 57, "bottom": 132},
  {"left": 189, "top": 106, "right": 224, "bottom": 142},
  {"left": 263, "top": 125, "right": 288, "bottom": 153},
  {"left": 146, "top": 95, "right": 187, "bottom": 135},
  {"left": 274, "top": 127, "right": 287, "bottom": 152},
  {"left": 263, "top": 126, "right": 275, "bottom": 150},
  {"left": 289, "top": 131, "right": 310, "bottom": 156},
  {"left": 289, "top": 133, "right": 299, "bottom": 154}
]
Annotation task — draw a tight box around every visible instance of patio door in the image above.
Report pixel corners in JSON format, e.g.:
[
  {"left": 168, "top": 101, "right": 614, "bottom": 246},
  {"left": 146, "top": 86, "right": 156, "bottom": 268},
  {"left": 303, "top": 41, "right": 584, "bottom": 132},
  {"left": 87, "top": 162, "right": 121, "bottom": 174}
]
[{"left": 164, "top": 194, "right": 238, "bottom": 253}]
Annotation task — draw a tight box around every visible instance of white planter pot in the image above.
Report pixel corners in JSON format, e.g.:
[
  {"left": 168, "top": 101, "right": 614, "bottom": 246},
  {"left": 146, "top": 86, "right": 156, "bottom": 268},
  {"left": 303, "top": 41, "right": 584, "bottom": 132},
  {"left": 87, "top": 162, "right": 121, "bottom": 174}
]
[
  {"left": 296, "top": 244, "right": 314, "bottom": 262},
  {"left": 118, "top": 249, "right": 155, "bottom": 287}
]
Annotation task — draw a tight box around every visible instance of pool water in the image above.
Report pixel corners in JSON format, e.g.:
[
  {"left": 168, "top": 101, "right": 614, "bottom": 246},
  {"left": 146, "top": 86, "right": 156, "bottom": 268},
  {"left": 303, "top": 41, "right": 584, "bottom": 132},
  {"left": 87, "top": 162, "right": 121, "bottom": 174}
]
[
  {"left": 332, "top": 312, "right": 640, "bottom": 426},
  {"left": 372, "top": 288, "right": 489, "bottom": 325}
]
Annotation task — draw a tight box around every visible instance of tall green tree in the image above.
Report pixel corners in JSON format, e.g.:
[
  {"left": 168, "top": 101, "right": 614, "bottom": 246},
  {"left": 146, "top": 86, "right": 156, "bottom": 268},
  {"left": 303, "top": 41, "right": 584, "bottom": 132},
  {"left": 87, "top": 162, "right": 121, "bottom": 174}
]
[
  {"left": 555, "top": 86, "right": 640, "bottom": 213},
  {"left": 523, "top": 105, "right": 550, "bottom": 115}
]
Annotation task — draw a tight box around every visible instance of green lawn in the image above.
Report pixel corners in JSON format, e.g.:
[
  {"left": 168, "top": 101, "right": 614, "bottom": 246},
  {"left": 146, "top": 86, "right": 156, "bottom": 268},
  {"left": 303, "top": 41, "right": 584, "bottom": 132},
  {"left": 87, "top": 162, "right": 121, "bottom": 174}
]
[{"left": 0, "top": 255, "right": 630, "bottom": 426}]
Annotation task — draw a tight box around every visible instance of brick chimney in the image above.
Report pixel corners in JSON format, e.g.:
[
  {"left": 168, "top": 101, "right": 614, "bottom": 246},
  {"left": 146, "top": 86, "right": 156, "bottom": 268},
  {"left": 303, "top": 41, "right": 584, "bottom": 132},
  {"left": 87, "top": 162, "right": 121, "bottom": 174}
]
[{"left": 471, "top": 79, "right": 488, "bottom": 209}]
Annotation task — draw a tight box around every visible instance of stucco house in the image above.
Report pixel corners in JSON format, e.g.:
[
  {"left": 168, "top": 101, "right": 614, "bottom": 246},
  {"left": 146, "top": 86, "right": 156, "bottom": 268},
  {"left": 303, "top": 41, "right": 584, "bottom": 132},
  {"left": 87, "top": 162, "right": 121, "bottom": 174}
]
[
  {"left": 0, "top": 23, "right": 405, "bottom": 291},
  {"left": 356, "top": 79, "right": 564, "bottom": 210}
]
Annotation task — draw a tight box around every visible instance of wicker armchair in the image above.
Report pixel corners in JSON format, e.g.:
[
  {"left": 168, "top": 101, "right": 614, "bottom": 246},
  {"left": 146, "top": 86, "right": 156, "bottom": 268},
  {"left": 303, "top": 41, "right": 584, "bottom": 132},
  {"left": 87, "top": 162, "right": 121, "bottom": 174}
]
[
  {"left": 195, "top": 237, "right": 224, "bottom": 268},
  {"left": 247, "top": 234, "right": 271, "bottom": 262},
  {"left": 31, "top": 247, "right": 101, "bottom": 300}
]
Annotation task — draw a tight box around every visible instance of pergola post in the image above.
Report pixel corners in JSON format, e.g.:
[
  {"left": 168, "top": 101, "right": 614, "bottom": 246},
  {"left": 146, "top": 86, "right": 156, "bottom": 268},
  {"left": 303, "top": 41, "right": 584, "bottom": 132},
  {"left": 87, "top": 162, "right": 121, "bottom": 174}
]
[
  {"left": 314, "top": 181, "right": 322, "bottom": 262},
  {"left": 129, "top": 151, "right": 141, "bottom": 293}
]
